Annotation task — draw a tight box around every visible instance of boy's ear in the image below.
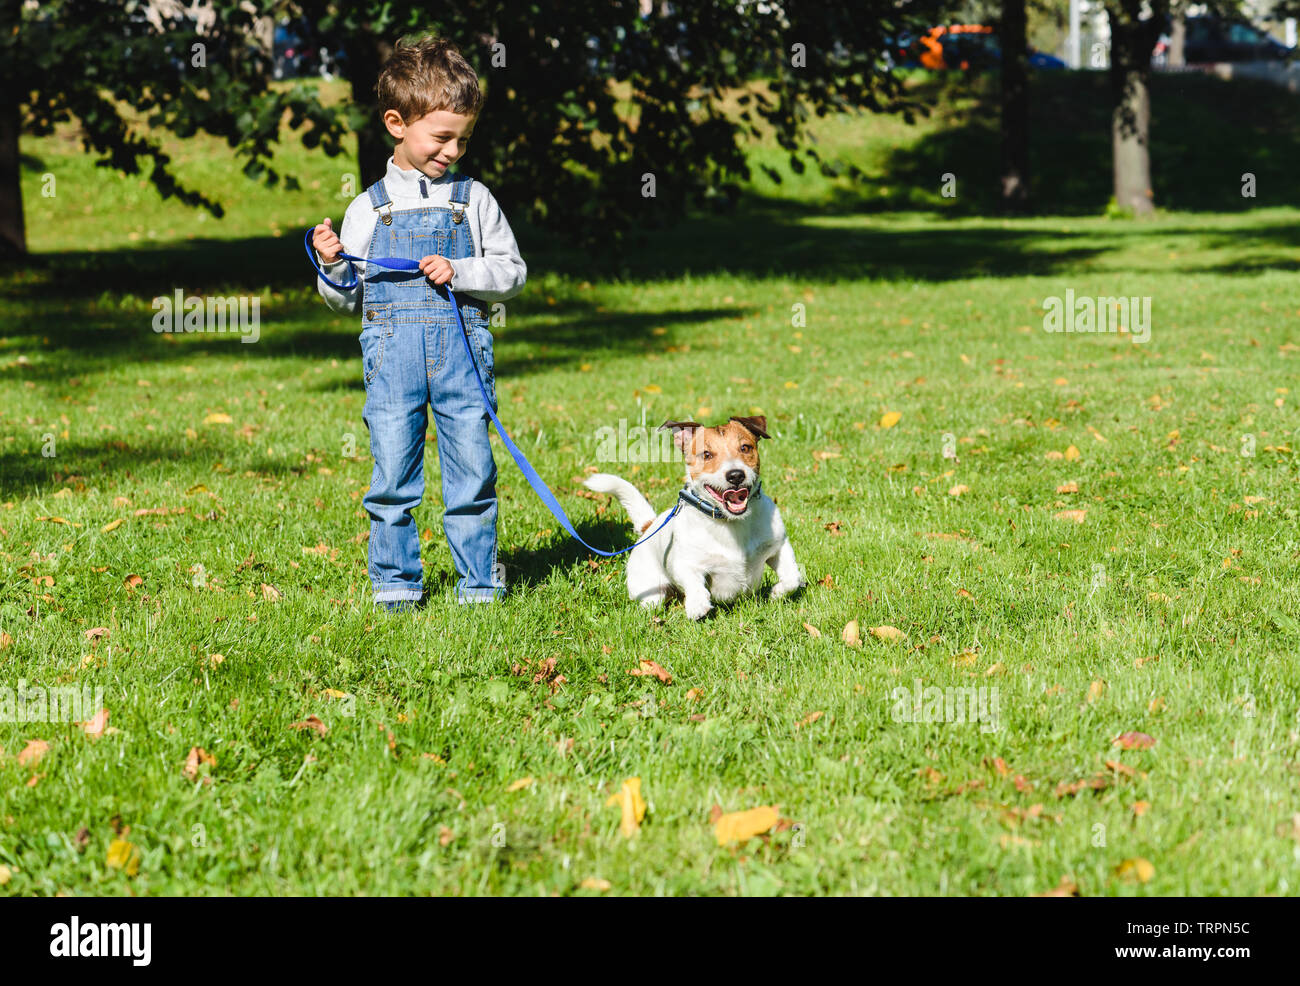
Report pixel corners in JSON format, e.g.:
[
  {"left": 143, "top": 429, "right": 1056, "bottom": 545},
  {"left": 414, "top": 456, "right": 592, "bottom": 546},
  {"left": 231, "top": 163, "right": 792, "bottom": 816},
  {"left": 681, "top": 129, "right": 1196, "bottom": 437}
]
[
  {"left": 381, "top": 108, "right": 407, "bottom": 140},
  {"left": 729, "top": 415, "right": 770, "bottom": 440},
  {"left": 660, "top": 420, "right": 702, "bottom": 454}
]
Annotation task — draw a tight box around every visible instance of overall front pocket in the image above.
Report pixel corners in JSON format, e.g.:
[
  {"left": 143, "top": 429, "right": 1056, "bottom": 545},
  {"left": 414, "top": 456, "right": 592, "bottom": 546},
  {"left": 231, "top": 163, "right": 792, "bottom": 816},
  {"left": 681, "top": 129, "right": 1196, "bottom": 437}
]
[
  {"left": 465, "top": 310, "right": 495, "bottom": 386},
  {"left": 360, "top": 304, "right": 392, "bottom": 385}
]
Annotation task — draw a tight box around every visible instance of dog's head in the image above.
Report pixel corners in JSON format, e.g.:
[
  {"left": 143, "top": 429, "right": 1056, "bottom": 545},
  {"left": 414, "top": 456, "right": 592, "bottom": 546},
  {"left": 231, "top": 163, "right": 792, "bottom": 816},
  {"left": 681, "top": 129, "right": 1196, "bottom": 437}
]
[{"left": 661, "top": 415, "right": 770, "bottom": 519}]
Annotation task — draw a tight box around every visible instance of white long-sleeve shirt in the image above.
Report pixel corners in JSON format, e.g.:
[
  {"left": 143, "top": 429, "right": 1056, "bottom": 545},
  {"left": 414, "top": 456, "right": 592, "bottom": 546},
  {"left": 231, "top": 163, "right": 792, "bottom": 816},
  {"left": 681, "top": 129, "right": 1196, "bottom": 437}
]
[{"left": 315, "top": 156, "right": 527, "bottom": 314}]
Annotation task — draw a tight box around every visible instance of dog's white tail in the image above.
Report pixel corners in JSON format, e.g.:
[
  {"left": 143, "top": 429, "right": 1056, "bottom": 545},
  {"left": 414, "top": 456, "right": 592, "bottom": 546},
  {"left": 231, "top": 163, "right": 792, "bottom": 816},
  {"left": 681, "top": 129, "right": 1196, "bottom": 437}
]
[{"left": 583, "top": 473, "right": 658, "bottom": 534}]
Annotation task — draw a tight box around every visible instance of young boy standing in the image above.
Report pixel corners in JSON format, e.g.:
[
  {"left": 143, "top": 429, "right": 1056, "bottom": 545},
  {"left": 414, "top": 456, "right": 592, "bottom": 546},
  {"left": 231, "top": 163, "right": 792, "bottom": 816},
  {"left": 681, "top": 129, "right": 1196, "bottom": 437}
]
[{"left": 312, "top": 36, "right": 526, "bottom": 611}]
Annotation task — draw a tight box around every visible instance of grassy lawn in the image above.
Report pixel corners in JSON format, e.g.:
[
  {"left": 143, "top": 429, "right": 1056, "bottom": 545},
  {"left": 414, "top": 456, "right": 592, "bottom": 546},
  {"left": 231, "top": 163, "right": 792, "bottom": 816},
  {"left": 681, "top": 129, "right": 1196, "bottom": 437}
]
[{"left": 2, "top": 72, "right": 1300, "bottom": 896}]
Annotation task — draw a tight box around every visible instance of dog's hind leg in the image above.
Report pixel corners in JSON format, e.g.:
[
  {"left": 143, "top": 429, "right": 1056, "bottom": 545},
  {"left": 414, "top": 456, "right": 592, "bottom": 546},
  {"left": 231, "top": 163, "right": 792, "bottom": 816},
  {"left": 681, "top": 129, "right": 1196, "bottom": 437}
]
[{"left": 627, "top": 550, "right": 671, "bottom": 608}]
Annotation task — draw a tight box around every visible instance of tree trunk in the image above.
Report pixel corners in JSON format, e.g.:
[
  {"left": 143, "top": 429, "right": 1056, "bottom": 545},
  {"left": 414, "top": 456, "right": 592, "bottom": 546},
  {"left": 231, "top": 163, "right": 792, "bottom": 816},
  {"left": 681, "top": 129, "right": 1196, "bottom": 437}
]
[
  {"left": 1111, "top": 68, "right": 1152, "bottom": 214},
  {"left": 999, "top": 0, "right": 1031, "bottom": 210},
  {"left": 0, "top": 92, "right": 25, "bottom": 258},
  {"left": 1108, "top": 5, "right": 1160, "bottom": 216},
  {"left": 341, "top": 32, "right": 394, "bottom": 189},
  {"left": 1169, "top": 2, "right": 1186, "bottom": 68}
]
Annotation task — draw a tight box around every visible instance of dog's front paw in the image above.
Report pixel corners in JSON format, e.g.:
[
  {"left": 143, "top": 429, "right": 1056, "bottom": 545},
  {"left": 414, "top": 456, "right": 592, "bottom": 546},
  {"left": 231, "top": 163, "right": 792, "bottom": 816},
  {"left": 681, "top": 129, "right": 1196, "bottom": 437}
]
[
  {"left": 771, "top": 579, "right": 804, "bottom": 601},
  {"left": 683, "top": 595, "right": 714, "bottom": 621}
]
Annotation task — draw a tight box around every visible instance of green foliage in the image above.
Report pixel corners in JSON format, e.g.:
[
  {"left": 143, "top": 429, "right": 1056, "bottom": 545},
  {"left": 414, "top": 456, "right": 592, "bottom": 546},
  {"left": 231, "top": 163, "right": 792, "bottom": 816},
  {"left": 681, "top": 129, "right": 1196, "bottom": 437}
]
[{"left": 6, "top": 0, "right": 945, "bottom": 250}]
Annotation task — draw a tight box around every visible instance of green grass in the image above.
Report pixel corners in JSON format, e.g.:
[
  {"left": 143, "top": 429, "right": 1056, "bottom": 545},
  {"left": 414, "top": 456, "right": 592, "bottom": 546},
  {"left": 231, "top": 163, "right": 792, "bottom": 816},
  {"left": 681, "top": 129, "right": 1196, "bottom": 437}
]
[{"left": 3, "top": 72, "right": 1300, "bottom": 896}]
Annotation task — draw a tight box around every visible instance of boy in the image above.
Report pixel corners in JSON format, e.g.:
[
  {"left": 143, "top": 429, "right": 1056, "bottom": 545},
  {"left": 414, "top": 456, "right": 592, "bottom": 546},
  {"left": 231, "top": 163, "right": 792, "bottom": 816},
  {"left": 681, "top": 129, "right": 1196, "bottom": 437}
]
[{"left": 312, "top": 36, "right": 526, "bottom": 611}]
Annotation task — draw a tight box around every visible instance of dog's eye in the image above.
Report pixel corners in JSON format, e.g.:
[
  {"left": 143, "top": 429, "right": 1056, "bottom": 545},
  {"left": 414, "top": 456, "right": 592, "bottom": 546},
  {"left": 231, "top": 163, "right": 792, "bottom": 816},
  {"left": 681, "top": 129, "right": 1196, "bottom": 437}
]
[
  {"left": 740, "top": 444, "right": 752, "bottom": 452},
  {"left": 700, "top": 450, "right": 713, "bottom": 460}
]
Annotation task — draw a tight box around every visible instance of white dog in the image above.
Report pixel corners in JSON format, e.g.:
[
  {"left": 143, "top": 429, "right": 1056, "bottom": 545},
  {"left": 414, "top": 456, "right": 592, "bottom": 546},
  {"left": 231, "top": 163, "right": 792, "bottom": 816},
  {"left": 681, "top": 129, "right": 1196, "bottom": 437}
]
[{"left": 584, "top": 415, "right": 804, "bottom": 620}]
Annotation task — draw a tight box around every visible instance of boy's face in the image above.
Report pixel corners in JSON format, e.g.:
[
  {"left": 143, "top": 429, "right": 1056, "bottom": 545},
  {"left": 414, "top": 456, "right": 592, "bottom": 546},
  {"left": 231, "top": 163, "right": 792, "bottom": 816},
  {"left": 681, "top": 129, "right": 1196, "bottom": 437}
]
[{"left": 385, "top": 108, "right": 476, "bottom": 178}]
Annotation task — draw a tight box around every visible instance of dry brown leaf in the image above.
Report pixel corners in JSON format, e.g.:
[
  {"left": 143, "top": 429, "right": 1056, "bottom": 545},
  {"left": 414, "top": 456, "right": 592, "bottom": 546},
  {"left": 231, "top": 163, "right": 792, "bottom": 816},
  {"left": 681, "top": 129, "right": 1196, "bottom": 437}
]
[
  {"left": 1113, "top": 731, "right": 1157, "bottom": 750},
  {"left": 17, "top": 739, "right": 49, "bottom": 766},
  {"left": 183, "top": 746, "right": 216, "bottom": 781},
  {"left": 871, "top": 625, "right": 906, "bottom": 643},
  {"left": 841, "top": 620, "right": 861, "bottom": 647},
  {"left": 628, "top": 660, "right": 672, "bottom": 684},
  {"left": 802, "top": 622, "right": 822, "bottom": 639},
  {"left": 1055, "top": 509, "right": 1088, "bottom": 523},
  {"left": 289, "top": 715, "right": 328, "bottom": 736},
  {"left": 506, "top": 776, "right": 534, "bottom": 792},
  {"left": 80, "top": 708, "right": 110, "bottom": 739},
  {"left": 1031, "top": 875, "right": 1080, "bottom": 897}
]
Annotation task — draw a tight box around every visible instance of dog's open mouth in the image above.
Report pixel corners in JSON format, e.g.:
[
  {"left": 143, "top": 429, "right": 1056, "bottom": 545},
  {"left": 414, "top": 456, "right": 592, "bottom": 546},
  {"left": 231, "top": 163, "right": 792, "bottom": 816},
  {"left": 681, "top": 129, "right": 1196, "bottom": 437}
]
[{"left": 706, "top": 484, "right": 751, "bottom": 515}]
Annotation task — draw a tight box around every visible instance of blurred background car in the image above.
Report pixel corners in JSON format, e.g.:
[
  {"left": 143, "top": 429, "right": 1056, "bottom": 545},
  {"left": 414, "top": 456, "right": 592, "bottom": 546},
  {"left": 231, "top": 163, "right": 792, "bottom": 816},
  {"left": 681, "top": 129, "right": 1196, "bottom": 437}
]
[
  {"left": 895, "top": 25, "right": 1065, "bottom": 72},
  {"left": 1153, "top": 15, "right": 1294, "bottom": 66}
]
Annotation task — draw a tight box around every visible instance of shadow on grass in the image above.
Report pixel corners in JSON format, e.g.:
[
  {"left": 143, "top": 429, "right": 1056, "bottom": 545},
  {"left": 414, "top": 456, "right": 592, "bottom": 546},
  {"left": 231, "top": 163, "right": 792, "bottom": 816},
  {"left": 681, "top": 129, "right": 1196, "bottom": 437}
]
[{"left": 0, "top": 434, "right": 330, "bottom": 499}]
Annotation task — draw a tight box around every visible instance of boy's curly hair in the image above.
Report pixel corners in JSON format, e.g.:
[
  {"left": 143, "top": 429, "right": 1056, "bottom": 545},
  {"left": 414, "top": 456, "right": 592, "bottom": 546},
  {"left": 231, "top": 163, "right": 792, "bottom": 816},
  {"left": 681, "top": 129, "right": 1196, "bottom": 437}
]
[{"left": 376, "top": 36, "right": 483, "bottom": 124}]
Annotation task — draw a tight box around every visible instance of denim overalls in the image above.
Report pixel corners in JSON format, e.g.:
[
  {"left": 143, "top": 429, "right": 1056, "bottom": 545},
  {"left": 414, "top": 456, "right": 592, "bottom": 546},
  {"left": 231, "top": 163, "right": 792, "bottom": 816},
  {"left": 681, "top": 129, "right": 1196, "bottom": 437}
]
[{"left": 359, "top": 173, "right": 504, "bottom": 605}]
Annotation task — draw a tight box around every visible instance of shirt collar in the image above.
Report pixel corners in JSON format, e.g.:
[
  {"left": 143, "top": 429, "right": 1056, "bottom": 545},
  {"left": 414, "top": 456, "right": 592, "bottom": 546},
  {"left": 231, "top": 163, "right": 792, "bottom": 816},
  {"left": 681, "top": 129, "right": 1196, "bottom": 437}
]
[{"left": 384, "top": 156, "right": 452, "bottom": 193}]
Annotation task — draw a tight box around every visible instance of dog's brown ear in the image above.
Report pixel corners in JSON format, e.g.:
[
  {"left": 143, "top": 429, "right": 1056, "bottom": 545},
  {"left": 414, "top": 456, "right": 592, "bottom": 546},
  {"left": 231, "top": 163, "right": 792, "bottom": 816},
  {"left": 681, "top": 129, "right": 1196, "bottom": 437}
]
[
  {"left": 729, "top": 415, "right": 770, "bottom": 440},
  {"left": 660, "top": 419, "right": 703, "bottom": 454}
]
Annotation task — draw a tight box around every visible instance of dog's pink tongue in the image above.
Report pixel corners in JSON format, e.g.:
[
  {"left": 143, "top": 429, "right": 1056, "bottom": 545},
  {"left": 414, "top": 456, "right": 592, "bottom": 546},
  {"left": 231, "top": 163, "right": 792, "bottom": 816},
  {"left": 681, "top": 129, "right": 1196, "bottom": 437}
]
[{"left": 723, "top": 488, "right": 748, "bottom": 513}]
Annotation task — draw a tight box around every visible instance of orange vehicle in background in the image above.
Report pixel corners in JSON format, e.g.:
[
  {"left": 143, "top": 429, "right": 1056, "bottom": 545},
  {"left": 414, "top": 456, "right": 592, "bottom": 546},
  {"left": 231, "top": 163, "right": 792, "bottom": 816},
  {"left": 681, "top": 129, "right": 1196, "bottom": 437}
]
[{"left": 915, "top": 25, "right": 999, "bottom": 70}]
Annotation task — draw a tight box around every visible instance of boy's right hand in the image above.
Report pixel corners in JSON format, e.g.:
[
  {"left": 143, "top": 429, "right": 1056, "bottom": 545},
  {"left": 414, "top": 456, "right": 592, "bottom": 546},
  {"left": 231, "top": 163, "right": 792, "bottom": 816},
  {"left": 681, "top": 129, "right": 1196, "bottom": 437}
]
[{"left": 312, "top": 218, "right": 342, "bottom": 264}]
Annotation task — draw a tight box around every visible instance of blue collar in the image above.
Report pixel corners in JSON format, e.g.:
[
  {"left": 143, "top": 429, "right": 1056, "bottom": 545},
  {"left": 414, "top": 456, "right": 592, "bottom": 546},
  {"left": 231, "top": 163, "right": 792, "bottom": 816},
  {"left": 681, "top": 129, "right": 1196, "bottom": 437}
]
[{"left": 678, "top": 480, "right": 762, "bottom": 520}]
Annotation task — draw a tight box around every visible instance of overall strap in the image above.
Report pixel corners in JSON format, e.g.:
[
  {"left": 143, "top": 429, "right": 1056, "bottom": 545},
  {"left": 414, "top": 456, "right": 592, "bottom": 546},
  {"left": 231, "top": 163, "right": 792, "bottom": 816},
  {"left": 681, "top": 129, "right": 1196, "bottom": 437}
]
[
  {"left": 448, "top": 174, "right": 473, "bottom": 224},
  {"left": 366, "top": 179, "right": 394, "bottom": 226}
]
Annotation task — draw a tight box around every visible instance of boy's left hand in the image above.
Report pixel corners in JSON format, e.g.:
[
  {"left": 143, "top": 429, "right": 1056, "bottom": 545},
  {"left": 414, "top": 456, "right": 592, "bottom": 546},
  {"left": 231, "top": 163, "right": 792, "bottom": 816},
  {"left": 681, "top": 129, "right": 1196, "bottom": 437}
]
[{"left": 419, "top": 255, "right": 455, "bottom": 286}]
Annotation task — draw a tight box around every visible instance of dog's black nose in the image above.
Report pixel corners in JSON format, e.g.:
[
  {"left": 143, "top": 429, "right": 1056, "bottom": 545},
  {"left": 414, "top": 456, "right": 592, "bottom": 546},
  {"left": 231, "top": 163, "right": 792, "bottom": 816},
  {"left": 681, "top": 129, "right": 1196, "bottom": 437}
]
[{"left": 726, "top": 469, "right": 745, "bottom": 487}]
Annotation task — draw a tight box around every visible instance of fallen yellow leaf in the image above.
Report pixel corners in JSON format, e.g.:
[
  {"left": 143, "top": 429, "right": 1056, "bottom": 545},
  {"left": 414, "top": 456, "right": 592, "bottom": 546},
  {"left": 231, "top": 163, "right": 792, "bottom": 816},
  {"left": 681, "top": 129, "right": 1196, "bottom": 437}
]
[
  {"left": 1115, "top": 857, "right": 1154, "bottom": 883},
  {"left": 714, "top": 805, "right": 779, "bottom": 845},
  {"left": 879, "top": 411, "right": 902, "bottom": 429},
  {"left": 105, "top": 838, "right": 140, "bottom": 876},
  {"left": 605, "top": 777, "right": 646, "bottom": 837}
]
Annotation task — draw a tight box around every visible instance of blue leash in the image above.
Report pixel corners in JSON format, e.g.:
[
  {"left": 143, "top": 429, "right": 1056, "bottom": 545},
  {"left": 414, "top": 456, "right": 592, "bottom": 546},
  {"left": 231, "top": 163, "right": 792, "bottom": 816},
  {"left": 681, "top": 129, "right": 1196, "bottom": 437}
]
[{"left": 304, "top": 228, "right": 679, "bottom": 556}]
